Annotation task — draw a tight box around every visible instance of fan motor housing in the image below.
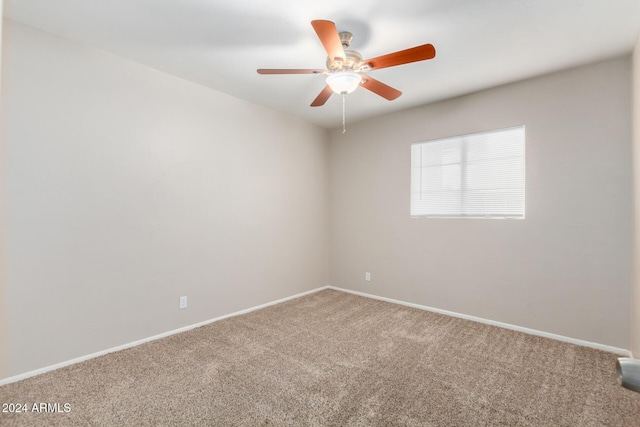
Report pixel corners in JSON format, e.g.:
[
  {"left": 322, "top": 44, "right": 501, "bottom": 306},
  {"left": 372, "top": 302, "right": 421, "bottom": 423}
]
[{"left": 327, "top": 49, "right": 362, "bottom": 72}]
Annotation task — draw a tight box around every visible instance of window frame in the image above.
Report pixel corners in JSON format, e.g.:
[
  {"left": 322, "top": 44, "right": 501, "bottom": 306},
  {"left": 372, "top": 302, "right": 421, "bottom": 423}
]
[{"left": 410, "top": 125, "right": 526, "bottom": 219}]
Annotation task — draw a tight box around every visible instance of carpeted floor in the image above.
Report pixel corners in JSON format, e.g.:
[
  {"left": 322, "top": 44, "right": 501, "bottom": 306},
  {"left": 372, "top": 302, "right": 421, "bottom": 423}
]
[{"left": 1, "top": 289, "right": 639, "bottom": 426}]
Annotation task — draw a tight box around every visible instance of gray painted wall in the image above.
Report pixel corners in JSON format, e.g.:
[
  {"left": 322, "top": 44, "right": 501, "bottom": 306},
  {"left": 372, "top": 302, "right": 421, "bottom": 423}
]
[
  {"left": 0, "top": 20, "right": 329, "bottom": 378},
  {"left": 632, "top": 33, "right": 640, "bottom": 357},
  {"left": 329, "top": 57, "right": 633, "bottom": 348},
  {"left": 0, "top": 1, "right": 6, "bottom": 381}
]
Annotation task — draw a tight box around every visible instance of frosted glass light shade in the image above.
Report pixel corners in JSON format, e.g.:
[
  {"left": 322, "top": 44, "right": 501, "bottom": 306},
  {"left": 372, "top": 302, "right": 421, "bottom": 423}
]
[{"left": 326, "top": 72, "right": 362, "bottom": 94}]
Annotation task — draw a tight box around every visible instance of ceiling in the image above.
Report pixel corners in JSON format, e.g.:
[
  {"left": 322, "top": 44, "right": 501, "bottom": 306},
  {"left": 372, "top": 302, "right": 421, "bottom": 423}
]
[{"left": 4, "top": 0, "right": 640, "bottom": 129}]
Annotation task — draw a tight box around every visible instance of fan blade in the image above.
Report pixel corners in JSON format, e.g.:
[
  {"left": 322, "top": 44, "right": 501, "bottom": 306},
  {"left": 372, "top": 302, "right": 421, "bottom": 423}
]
[
  {"left": 360, "top": 76, "right": 402, "bottom": 101},
  {"left": 311, "top": 20, "right": 345, "bottom": 62},
  {"left": 311, "top": 85, "right": 333, "bottom": 107},
  {"left": 257, "top": 69, "right": 325, "bottom": 74},
  {"left": 363, "top": 43, "right": 435, "bottom": 70}
]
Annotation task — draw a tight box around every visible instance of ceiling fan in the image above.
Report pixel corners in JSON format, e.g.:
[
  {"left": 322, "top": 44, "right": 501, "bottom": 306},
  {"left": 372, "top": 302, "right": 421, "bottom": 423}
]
[{"left": 257, "top": 20, "right": 436, "bottom": 109}]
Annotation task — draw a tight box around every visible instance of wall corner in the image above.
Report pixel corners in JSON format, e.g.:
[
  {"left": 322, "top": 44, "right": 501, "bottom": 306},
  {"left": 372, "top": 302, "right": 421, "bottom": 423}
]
[
  {"left": 631, "top": 31, "right": 640, "bottom": 357},
  {"left": 0, "top": 0, "right": 8, "bottom": 381}
]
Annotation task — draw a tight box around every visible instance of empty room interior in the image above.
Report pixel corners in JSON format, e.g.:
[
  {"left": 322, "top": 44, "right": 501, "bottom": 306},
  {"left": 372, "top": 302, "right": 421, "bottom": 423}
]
[{"left": 2, "top": 0, "right": 640, "bottom": 425}]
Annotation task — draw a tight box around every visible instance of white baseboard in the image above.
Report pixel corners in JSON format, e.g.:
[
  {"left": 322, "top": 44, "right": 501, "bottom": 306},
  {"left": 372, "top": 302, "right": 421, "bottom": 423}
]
[
  {"left": 1, "top": 284, "right": 630, "bottom": 386},
  {"left": 0, "top": 286, "right": 330, "bottom": 387},
  {"left": 328, "top": 286, "right": 632, "bottom": 357}
]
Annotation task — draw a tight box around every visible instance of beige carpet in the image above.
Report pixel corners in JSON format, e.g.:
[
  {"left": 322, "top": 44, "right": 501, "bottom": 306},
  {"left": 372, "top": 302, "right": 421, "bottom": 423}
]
[{"left": 1, "top": 289, "right": 639, "bottom": 426}]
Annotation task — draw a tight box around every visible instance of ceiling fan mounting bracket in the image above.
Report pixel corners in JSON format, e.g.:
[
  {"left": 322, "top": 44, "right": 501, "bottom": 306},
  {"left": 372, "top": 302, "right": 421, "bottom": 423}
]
[{"left": 339, "top": 31, "right": 353, "bottom": 48}]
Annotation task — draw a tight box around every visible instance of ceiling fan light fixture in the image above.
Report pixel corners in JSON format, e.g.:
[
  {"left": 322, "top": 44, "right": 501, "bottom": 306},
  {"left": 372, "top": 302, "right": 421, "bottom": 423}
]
[
  {"left": 326, "top": 71, "right": 362, "bottom": 94},
  {"left": 257, "top": 19, "right": 436, "bottom": 110}
]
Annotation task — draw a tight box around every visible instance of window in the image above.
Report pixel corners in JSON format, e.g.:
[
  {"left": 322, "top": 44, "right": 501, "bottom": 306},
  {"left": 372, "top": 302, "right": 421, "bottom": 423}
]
[{"left": 410, "top": 126, "right": 525, "bottom": 218}]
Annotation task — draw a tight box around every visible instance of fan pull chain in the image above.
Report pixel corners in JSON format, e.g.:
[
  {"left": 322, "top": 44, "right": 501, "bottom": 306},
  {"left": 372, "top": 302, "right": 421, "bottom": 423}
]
[{"left": 342, "top": 92, "right": 347, "bottom": 134}]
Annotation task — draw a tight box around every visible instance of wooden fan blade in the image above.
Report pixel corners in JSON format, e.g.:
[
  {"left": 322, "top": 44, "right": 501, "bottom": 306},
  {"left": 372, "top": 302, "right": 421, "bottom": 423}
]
[
  {"left": 311, "top": 85, "right": 334, "bottom": 107},
  {"left": 360, "top": 76, "right": 402, "bottom": 101},
  {"left": 311, "top": 20, "right": 345, "bottom": 62},
  {"left": 363, "top": 43, "right": 436, "bottom": 70},
  {"left": 257, "top": 69, "right": 325, "bottom": 74}
]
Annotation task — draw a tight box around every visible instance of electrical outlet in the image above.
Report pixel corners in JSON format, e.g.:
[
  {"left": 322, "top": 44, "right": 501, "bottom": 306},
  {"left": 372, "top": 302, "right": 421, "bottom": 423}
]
[
  {"left": 179, "top": 296, "right": 187, "bottom": 309},
  {"left": 365, "top": 272, "right": 371, "bottom": 282}
]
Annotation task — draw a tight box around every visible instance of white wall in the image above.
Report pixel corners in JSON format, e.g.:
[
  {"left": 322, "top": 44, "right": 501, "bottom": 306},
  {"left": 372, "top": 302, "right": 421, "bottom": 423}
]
[
  {"left": 329, "top": 57, "right": 633, "bottom": 349},
  {"left": 632, "top": 34, "right": 640, "bottom": 357},
  {"left": 0, "top": 20, "right": 329, "bottom": 378}
]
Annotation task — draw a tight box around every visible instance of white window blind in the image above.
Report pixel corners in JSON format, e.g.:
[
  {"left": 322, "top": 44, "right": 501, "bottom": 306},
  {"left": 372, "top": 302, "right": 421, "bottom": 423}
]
[{"left": 410, "top": 126, "right": 525, "bottom": 218}]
